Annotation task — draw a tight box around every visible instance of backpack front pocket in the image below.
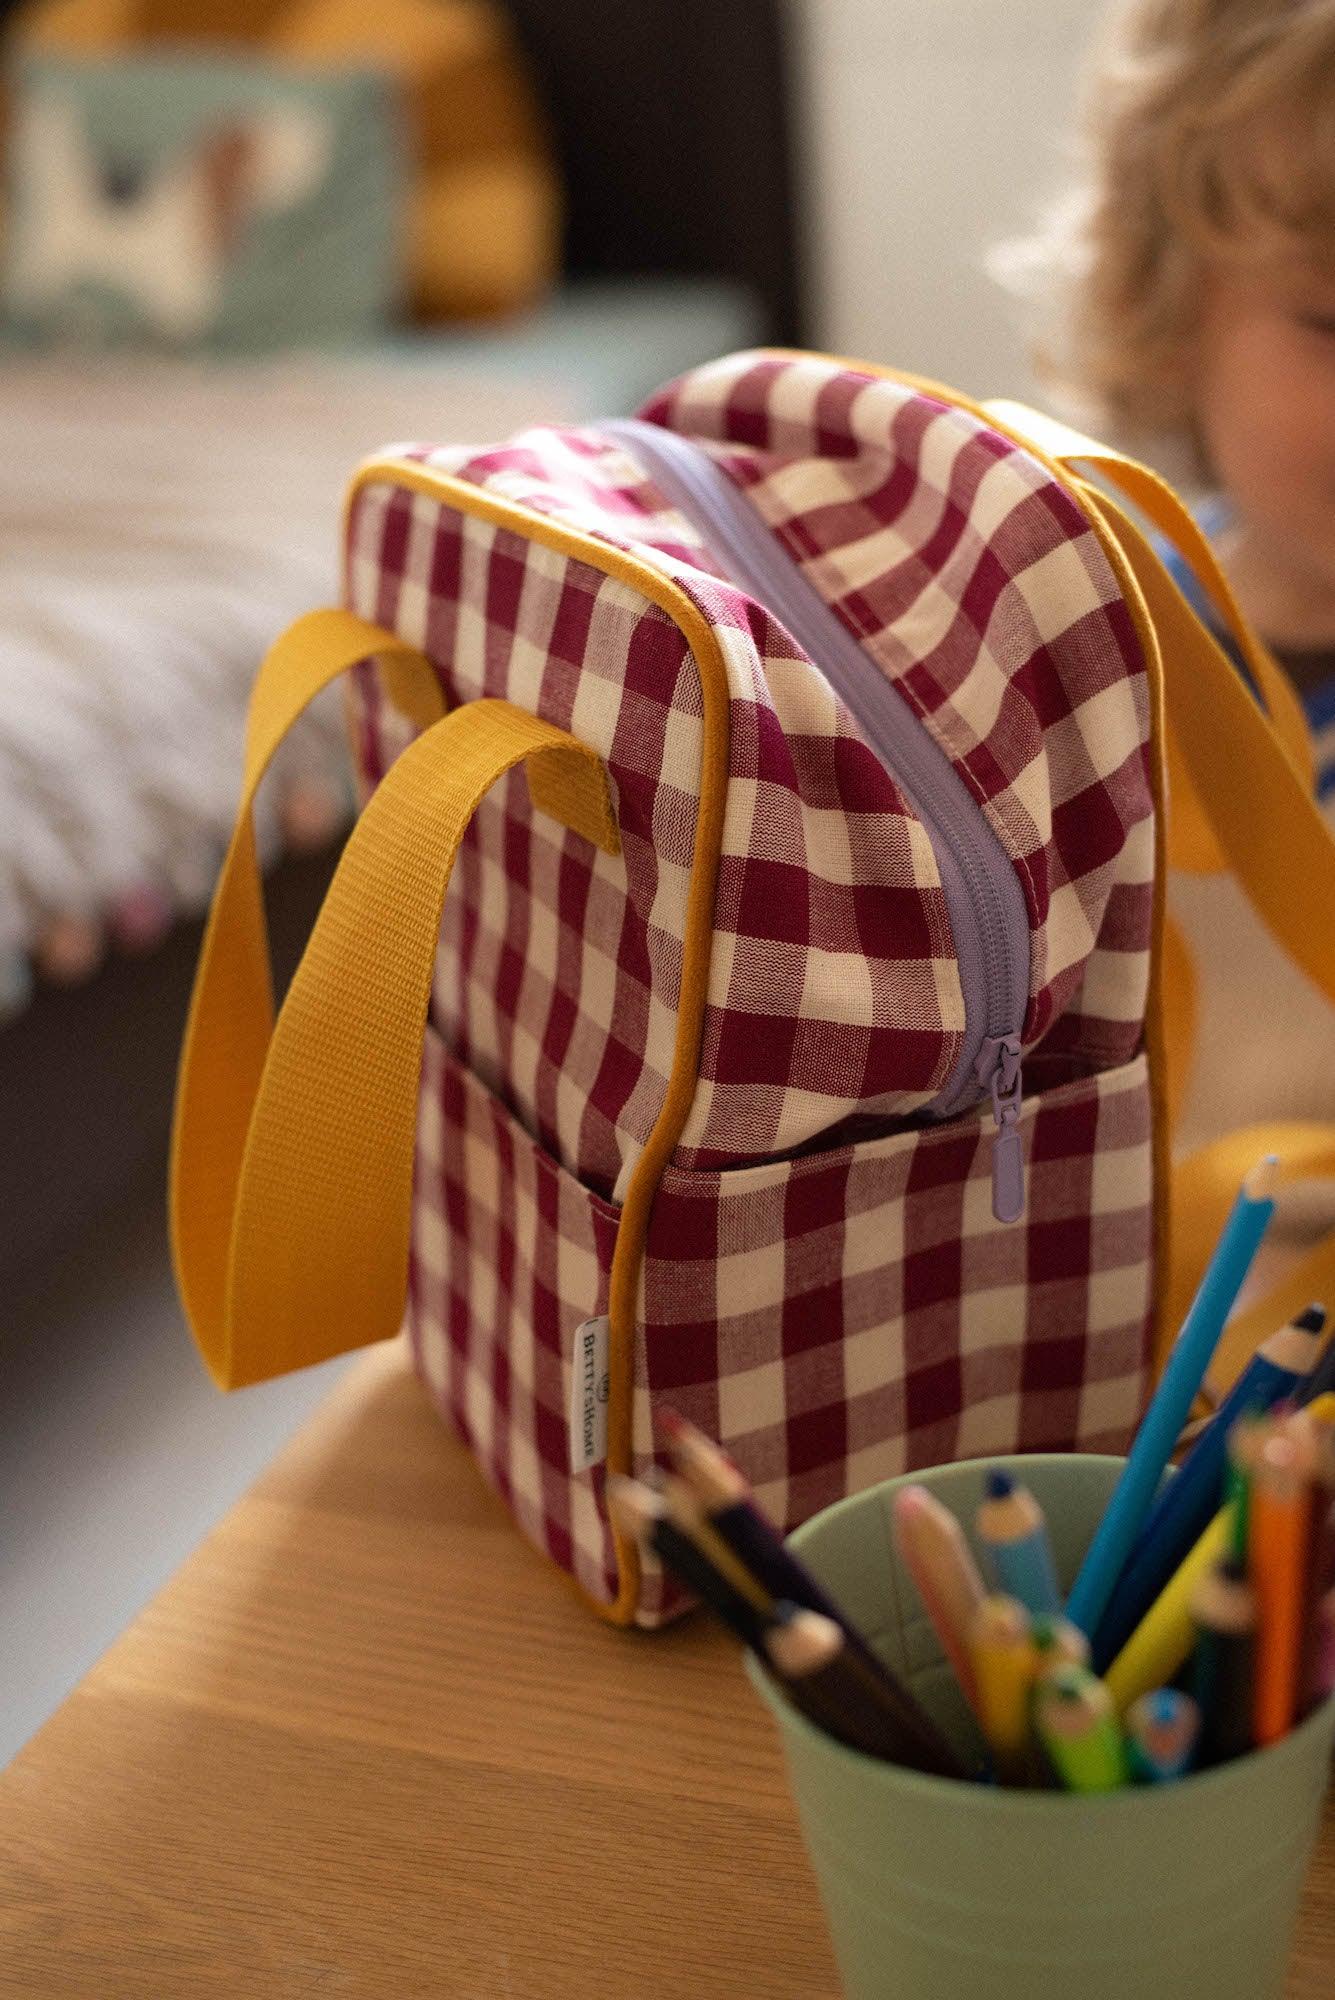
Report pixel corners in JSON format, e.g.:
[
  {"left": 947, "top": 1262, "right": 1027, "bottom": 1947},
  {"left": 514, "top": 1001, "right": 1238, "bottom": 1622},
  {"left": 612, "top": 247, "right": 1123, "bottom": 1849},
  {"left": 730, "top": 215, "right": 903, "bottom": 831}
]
[{"left": 631, "top": 1055, "right": 1155, "bottom": 1626}]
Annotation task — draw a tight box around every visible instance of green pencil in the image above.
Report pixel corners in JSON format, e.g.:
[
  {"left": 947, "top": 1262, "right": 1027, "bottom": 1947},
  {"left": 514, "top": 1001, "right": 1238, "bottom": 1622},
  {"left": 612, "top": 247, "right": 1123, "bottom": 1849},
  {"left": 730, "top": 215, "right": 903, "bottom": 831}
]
[
  {"left": 1034, "top": 1666, "right": 1129, "bottom": 1793},
  {"left": 1226, "top": 1411, "right": 1271, "bottom": 1563}
]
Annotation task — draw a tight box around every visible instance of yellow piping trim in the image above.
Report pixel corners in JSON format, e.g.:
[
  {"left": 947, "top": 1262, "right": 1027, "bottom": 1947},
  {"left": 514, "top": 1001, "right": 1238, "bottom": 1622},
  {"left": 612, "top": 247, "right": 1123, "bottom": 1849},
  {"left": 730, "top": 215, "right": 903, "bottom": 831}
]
[
  {"left": 1069, "top": 484, "right": 1175, "bottom": 1378},
  {"left": 345, "top": 456, "right": 732, "bottom": 1625}
]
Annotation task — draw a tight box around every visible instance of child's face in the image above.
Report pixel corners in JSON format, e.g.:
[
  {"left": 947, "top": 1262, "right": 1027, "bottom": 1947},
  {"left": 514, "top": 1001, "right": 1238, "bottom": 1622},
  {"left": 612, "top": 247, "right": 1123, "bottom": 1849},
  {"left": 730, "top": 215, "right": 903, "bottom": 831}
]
[{"left": 1196, "top": 252, "right": 1335, "bottom": 600}]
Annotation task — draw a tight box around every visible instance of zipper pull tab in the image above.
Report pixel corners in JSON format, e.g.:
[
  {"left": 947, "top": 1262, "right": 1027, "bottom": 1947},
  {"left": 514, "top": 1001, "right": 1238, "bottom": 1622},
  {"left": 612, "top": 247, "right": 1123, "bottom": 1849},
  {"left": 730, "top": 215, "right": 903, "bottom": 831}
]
[{"left": 975, "top": 1034, "right": 1025, "bottom": 1224}]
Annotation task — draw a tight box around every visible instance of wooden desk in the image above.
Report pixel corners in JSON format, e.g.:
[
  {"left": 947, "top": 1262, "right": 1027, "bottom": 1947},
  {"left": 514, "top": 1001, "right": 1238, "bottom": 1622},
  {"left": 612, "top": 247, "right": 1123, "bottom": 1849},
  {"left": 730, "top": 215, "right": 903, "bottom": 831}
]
[{"left": 2, "top": 1345, "right": 1331, "bottom": 1998}]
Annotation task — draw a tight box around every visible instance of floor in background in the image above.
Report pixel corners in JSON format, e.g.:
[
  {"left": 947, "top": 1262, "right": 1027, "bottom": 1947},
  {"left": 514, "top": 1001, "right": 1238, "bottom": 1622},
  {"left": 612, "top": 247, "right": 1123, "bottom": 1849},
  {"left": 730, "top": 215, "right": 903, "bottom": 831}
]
[{"left": 1, "top": 1168, "right": 350, "bottom": 1766}]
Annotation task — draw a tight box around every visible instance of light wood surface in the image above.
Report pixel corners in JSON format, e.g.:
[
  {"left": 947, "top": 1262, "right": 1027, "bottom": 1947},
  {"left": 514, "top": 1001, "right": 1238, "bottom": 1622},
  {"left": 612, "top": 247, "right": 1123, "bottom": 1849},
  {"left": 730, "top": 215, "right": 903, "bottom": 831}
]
[{"left": 2, "top": 1343, "right": 1331, "bottom": 1999}]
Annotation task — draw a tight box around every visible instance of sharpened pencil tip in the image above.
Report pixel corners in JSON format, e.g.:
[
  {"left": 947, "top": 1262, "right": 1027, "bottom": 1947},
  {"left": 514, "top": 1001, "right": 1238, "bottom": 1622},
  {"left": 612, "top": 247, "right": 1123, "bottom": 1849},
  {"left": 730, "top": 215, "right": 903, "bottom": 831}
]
[
  {"left": 1296, "top": 1303, "right": 1327, "bottom": 1333},
  {"left": 983, "top": 1467, "right": 1014, "bottom": 1500},
  {"left": 1244, "top": 1155, "right": 1279, "bottom": 1202}
]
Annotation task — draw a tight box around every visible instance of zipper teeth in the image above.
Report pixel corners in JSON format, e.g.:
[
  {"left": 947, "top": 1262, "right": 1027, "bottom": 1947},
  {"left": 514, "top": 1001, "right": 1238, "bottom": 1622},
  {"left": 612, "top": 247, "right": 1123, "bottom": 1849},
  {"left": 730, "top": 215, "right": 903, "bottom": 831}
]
[{"left": 600, "top": 419, "right": 1029, "bottom": 1112}]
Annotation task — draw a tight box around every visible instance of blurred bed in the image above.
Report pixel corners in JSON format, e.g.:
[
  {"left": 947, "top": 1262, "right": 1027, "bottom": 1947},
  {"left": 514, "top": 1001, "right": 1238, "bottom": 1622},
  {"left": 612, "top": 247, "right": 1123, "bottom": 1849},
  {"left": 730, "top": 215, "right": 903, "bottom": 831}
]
[
  {"left": 0, "top": 286, "right": 758, "bottom": 1004},
  {"left": 0, "top": 0, "right": 801, "bottom": 1298}
]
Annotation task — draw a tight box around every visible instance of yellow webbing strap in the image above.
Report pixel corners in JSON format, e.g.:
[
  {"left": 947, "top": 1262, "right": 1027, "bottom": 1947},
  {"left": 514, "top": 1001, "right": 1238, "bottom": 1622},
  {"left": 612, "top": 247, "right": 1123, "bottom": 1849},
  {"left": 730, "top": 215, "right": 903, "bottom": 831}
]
[{"left": 170, "top": 608, "right": 619, "bottom": 1389}]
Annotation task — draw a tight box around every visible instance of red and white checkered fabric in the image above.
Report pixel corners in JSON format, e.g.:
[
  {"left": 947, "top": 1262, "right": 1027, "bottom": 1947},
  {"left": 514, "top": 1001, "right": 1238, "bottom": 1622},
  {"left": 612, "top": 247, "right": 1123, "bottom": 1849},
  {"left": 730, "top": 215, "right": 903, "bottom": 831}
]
[
  {"left": 642, "top": 354, "right": 1156, "bottom": 1088},
  {"left": 343, "top": 350, "right": 1158, "bottom": 1622}
]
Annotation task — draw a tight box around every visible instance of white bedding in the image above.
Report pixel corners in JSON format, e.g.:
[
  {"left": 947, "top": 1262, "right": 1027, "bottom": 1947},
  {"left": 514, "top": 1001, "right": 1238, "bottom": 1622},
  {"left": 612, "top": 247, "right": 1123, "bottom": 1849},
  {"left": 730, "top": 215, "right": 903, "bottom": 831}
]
[{"left": 0, "top": 353, "right": 573, "bottom": 990}]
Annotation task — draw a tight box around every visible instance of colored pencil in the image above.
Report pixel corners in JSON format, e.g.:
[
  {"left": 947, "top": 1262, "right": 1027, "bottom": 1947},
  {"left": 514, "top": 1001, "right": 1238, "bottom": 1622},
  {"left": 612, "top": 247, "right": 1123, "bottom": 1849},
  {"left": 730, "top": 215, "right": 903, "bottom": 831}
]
[
  {"left": 626, "top": 1466, "right": 967, "bottom": 1778},
  {"left": 763, "top": 1602, "right": 967, "bottom": 1778},
  {"left": 969, "top": 1595, "right": 1036, "bottom": 1784},
  {"left": 1226, "top": 1411, "right": 1273, "bottom": 1563},
  {"left": 607, "top": 1477, "right": 773, "bottom": 1649},
  {"left": 1281, "top": 1405, "right": 1331, "bottom": 1483},
  {"left": 1314, "top": 1588, "right": 1335, "bottom": 1706},
  {"left": 892, "top": 1485, "right": 986, "bottom": 1709},
  {"left": 1284, "top": 1393, "right": 1335, "bottom": 1513},
  {"left": 1285, "top": 1401, "right": 1330, "bottom": 1707},
  {"left": 1125, "top": 1688, "right": 1200, "bottom": 1782},
  {"left": 1034, "top": 1666, "right": 1129, "bottom": 1793},
  {"left": 656, "top": 1473, "right": 775, "bottom": 1615},
  {"left": 1030, "top": 1613, "right": 1090, "bottom": 1672},
  {"left": 763, "top": 1606, "right": 891, "bottom": 1758},
  {"left": 1191, "top": 1554, "right": 1257, "bottom": 1765},
  {"left": 1066, "top": 1156, "right": 1277, "bottom": 1639},
  {"left": 1295, "top": 1310, "right": 1335, "bottom": 1406},
  {"left": 1251, "top": 1433, "right": 1313, "bottom": 1745},
  {"left": 1089, "top": 1306, "right": 1324, "bottom": 1670},
  {"left": 1105, "top": 1501, "right": 1236, "bottom": 1713},
  {"left": 654, "top": 1408, "right": 860, "bottom": 1639},
  {"left": 976, "top": 1468, "right": 1061, "bottom": 1618},
  {"left": 1301, "top": 1485, "right": 1335, "bottom": 1712}
]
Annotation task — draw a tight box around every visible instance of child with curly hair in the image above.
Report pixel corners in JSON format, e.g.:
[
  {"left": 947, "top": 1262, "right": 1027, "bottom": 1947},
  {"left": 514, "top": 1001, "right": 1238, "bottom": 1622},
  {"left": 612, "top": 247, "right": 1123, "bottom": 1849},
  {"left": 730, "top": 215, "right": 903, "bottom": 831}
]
[
  {"left": 1010, "top": 0, "right": 1335, "bottom": 1168},
  {"left": 1025, "top": 0, "right": 1335, "bottom": 799}
]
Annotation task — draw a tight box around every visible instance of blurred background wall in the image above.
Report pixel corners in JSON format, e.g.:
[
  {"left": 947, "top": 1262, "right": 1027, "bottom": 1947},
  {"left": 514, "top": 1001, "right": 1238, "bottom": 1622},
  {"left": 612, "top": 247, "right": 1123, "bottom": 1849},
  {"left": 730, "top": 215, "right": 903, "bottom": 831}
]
[{"left": 796, "top": 0, "right": 1093, "bottom": 396}]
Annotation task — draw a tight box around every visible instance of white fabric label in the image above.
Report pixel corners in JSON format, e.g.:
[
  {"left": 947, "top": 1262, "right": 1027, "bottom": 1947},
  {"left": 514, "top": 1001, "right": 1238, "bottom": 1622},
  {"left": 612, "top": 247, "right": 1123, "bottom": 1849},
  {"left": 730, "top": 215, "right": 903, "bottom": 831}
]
[{"left": 568, "top": 1316, "right": 610, "bottom": 1473}]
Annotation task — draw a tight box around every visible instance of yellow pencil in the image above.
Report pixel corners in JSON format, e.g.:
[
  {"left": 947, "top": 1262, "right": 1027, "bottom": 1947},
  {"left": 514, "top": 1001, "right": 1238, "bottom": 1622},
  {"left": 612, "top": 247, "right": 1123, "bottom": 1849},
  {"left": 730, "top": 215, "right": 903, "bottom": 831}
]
[
  {"left": 1105, "top": 1500, "right": 1236, "bottom": 1714},
  {"left": 969, "top": 1595, "right": 1036, "bottom": 1783}
]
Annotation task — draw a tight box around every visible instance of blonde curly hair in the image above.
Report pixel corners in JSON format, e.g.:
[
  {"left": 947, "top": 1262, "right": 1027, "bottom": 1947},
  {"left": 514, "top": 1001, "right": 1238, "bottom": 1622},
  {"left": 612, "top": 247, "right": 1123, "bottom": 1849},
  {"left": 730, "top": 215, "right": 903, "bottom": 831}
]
[{"left": 1020, "top": 0, "right": 1335, "bottom": 458}]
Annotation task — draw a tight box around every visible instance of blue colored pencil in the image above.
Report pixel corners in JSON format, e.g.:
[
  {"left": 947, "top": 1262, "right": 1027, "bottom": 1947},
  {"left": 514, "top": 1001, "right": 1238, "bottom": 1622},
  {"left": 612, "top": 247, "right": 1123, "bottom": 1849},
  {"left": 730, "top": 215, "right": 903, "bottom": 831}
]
[
  {"left": 1089, "top": 1304, "right": 1325, "bottom": 1670},
  {"left": 977, "top": 1468, "right": 1061, "bottom": 1617},
  {"left": 1066, "top": 1156, "right": 1279, "bottom": 1638},
  {"left": 1125, "top": 1688, "right": 1200, "bottom": 1782}
]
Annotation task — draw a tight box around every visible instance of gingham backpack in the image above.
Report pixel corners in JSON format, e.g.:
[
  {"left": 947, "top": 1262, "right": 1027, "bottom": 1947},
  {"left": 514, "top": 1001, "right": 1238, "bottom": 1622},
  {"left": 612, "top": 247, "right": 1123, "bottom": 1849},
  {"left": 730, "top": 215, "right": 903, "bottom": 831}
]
[{"left": 172, "top": 350, "right": 1335, "bottom": 1625}]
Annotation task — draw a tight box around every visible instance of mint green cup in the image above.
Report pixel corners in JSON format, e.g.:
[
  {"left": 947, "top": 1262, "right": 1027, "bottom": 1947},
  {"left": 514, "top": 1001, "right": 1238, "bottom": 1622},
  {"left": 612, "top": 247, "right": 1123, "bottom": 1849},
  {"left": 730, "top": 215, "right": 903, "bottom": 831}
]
[{"left": 747, "top": 1455, "right": 1335, "bottom": 2000}]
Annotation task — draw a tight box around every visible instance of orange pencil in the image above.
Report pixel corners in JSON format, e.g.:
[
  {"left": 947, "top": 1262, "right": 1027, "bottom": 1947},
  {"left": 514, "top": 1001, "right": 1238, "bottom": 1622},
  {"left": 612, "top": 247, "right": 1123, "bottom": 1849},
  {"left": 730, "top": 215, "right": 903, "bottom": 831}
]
[{"left": 1249, "top": 1432, "right": 1314, "bottom": 1746}]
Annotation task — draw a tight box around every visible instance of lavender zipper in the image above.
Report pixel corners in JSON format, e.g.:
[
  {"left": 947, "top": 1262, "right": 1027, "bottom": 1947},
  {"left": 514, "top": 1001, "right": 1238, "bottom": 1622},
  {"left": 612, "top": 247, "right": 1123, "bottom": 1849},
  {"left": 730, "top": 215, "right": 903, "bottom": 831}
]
[{"left": 601, "top": 417, "right": 1030, "bottom": 1222}]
